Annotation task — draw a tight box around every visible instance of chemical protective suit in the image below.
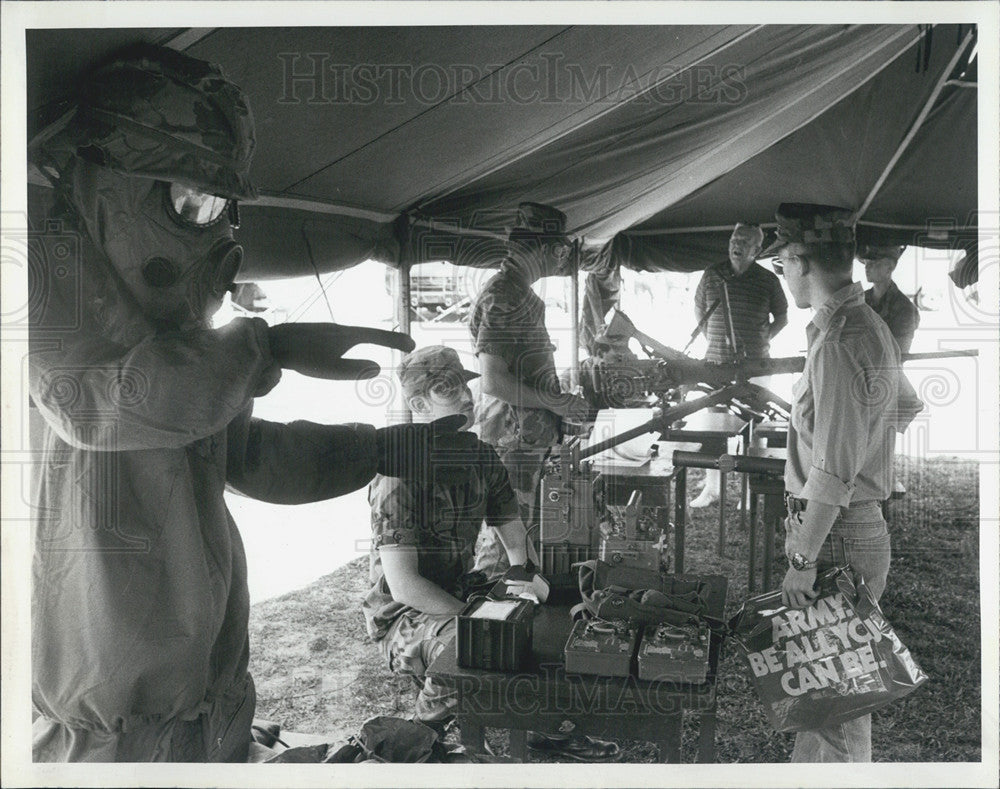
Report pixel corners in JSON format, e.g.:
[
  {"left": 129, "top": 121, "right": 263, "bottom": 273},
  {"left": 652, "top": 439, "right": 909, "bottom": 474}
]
[{"left": 27, "top": 44, "right": 468, "bottom": 762}]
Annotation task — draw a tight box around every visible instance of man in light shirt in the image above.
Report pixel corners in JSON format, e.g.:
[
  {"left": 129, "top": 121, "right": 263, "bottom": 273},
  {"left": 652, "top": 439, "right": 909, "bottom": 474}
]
[{"left": 762, "top": 203, "right": 921, "bottom": 762}]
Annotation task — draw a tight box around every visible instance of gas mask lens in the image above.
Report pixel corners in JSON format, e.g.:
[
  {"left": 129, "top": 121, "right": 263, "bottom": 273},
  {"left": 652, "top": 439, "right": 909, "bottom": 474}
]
[{"left": 168, "top": 183, "right": 229, "bottom": 227}]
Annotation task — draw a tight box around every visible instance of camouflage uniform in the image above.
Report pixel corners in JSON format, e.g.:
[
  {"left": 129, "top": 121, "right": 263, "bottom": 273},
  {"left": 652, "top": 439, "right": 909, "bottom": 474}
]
[
  {"left": 469, "top": 260, "right": 562, "bottom": 572},
  {"left": 363, "top": 450, "right": 519, "bottom": 721}
]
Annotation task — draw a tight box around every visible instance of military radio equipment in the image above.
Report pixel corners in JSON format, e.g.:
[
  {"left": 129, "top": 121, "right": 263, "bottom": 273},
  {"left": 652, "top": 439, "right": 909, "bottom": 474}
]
[
  {"left": 563, "top": 618, "right": 638, "bottom": 677},
  {"left": 599, "top": 487, "right": 670, "bottom": 572},
  {"left": 539, "top": 439, "right": 601, "bottom": 581},
  {"left": 455, "top": 597, "right": 535, "bottom": 672},
  {"left": 540, "top": 386, "right": 741, "bottom": 590},
  {"left": 637, "top": 620, "right": 711, "bottom": 684}
]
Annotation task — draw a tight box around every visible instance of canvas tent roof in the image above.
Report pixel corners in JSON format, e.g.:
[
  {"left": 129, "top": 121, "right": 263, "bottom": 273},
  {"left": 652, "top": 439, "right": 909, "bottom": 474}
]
[{"left": 26, "top": 24, "right": 978, "bottom": 280}]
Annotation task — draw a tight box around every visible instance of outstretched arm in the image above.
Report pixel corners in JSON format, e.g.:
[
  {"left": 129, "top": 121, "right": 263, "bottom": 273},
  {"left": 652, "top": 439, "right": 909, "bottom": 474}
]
[
  {"left": 30, "top": 317, "right": 279, "bottom": 451},
  {"left": 226, "top": 411, "right": 378, "bottom": 504}
]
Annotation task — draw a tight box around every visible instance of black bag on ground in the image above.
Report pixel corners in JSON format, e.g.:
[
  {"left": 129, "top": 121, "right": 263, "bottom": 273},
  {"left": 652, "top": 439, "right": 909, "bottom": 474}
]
[{"left": 262, "top": 715, "right": 512, "bottom": 763}]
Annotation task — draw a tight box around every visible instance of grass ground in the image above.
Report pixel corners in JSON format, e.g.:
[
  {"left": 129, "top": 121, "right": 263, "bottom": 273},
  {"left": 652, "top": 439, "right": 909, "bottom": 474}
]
[{"left": 247, "top": 455, "right": 981, "bottom": 762}]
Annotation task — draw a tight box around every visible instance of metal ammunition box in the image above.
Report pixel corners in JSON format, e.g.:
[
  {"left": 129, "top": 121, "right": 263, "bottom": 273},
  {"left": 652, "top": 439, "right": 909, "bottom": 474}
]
[
  {"left": 563, "top": 618, "right": 638, "bottom": 677},
  {"left": 456, "top": 597, "right": 534, "bottom": 672},
  {"left": 636, "top": 621, "right": 710, "bottom": 684}
]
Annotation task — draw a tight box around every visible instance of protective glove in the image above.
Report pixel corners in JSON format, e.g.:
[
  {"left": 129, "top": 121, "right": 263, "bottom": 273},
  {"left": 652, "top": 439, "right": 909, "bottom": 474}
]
[
  {"left": 267, "top": 323, "right": 415, "bottom": 380},
  {"left": 375, "top": 414, "right": 486, "bottom": 485}
]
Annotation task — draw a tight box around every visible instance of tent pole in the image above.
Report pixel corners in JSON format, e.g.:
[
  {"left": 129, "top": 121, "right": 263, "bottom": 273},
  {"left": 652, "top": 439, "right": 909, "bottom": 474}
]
[
  {"left": 569, "top": 259, "right": 580, "bottom": 390},
  {"left": 854, "top": 29, "right": 976, "bottom": 223},
  {"left": 398, "top": 262, "right": 412, "bottom": 423}
]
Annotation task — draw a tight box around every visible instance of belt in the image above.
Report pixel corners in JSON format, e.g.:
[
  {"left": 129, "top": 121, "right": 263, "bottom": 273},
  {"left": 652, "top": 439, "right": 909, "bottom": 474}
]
[
  {"left": 784, "top": 492, "right": 808, "bottom": 514},
  {"left": 783, "top": 495, "right": 882, "bottom": 515}
]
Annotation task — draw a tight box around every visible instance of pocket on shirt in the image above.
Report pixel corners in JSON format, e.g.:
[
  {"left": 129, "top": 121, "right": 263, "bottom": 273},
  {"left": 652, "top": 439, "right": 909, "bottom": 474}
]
[{"left": 790, "top": 375, "right": 810, "bottom": 429}]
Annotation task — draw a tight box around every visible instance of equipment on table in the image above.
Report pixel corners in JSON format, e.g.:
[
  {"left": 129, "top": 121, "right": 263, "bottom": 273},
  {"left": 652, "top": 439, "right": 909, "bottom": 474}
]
[
  {"left": 456, "top": 597, "right": 535, "bottom": 672},
  {"left": 599, "top": 488, "right": 670, "bottom": 572},
  {"left": 563, "top": 618, "right": 638, "bottom": 677},
  {"left": 539, "top": 388, "right": 739, "bottom": 586},
  {"left": 637, "top": 621, "right": 711, "bottom": 684}
]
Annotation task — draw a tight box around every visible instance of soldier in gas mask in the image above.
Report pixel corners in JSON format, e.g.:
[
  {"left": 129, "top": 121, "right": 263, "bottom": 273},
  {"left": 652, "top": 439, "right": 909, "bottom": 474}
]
[{"left": 27, "top": 44, "right": 474, "bottom": 762}]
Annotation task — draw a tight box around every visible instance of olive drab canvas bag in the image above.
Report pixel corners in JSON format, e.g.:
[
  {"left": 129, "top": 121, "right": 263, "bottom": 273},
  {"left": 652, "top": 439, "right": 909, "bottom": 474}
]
[
  {"left": 730, "top": 566, "right": 928, "bottom": 732},
  {"left": 572, "top": 559, "right": 716, "bottom": 627}
]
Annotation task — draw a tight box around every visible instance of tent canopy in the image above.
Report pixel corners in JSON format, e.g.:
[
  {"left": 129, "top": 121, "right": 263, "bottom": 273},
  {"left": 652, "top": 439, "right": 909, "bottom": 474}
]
[{"left": 26, "top": 24, "right": 978, "bottom": 280}]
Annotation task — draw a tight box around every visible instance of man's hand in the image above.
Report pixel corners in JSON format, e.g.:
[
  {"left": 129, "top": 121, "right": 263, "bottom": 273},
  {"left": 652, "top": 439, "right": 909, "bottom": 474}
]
[
  {"left": 781, "top": 566, "right": 818, "bottom": 609},
  {"left": 268, "top": 323, "right": 415, "bottom": 380},
  {"left": 551, "top": 393, "right": 592, "bottom": 422},
  {"left": 375, "top": 414, "right": 486, "bottom": 485}
]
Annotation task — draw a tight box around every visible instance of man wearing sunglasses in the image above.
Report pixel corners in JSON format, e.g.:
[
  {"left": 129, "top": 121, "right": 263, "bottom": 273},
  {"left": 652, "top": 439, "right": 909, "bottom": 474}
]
[
  {"left": 762, "top": 204, "right": 921, "bottom": 762},
  {"left": 27, "top": 44, "right": 479, "bottom": 763}
]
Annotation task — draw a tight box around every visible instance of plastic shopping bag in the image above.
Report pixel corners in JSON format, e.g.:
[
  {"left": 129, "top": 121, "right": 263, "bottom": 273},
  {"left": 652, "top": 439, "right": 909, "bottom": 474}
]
[{"left": 730, "top": 566, "right": 927, "bottom": 732}]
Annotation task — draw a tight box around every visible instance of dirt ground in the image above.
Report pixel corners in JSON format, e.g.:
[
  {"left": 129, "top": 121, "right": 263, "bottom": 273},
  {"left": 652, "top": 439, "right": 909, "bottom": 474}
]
[{"left": 247, "top": 455, "right": 981, "bottom": 763}]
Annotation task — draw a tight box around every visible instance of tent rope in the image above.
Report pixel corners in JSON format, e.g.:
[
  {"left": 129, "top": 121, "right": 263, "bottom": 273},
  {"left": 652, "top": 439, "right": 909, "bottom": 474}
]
[{"left": 300, "top": 222, "right": 337, "bottom": 322}]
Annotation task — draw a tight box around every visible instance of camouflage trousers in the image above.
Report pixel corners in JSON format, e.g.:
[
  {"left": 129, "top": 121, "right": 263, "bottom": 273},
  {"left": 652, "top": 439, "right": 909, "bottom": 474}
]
[{"left": 377, "top": 610, "right": 457, "bottom": 722}]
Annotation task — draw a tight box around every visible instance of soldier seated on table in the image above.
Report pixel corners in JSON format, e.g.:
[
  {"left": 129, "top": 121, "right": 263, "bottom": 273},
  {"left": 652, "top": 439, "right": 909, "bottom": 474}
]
[{"left": 362, "top": 345, "right": 619, "bottom": 761}]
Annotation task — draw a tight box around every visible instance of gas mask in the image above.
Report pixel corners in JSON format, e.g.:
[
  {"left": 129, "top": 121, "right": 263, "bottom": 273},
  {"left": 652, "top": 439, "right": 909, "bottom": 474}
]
[{"left": 70, "top": 159, "right": 243, "bottom": 330}]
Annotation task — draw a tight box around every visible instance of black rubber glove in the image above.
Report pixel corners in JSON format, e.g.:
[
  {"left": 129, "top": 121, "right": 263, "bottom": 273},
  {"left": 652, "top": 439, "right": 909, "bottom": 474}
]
[
  {"left": 375, "top": 414, "right": 485, "bottom": 485},
  {"left": 267, "top": 323, "right": 415, "bottom": 380}
]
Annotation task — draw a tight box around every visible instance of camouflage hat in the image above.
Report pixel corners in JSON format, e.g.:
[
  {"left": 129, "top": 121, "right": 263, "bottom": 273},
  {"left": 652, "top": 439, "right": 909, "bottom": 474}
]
[
  {"left": 857, "top": 244, "right": 906, "bottom": 262},
  {"left": 31, "top": 44, "right": 256, "bottom": 200},
  {"left": 510, "top": 202, "right": 567, "bottom": 239},
  {"left": 760, "top": 203, "right": 855, "bottom": 257},
  {"left": 398, "top": 346, "right": 478, "bottom": 397}
]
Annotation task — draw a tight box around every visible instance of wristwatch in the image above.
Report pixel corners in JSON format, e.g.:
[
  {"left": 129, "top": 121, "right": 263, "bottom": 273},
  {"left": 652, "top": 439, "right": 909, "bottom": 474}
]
[{"left": 787, "top": 551, "right": 818, "bottom": 571}]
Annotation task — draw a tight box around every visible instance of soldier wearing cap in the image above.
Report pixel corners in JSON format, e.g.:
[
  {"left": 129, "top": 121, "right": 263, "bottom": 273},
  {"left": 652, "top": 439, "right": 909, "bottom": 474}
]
[
  {"left": 858, "top": 244, "right": 921, "bottom": 354},
  {"left": 364, "top": 346, "right": 544, "bottom": 726},
  {"left": 469, "top": 202, "right": 591, "bottom": 556},
  {"left": 763, "top": 203, "right": 921, "bottom": 762},
  {"left": 27, "top": 44, "right": 475, "bottom": 762}
]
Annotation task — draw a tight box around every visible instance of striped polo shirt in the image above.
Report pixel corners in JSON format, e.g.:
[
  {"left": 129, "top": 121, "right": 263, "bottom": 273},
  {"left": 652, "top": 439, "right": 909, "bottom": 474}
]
[{"left": 694, "top": 261, "right": 788, "bottom": 362}]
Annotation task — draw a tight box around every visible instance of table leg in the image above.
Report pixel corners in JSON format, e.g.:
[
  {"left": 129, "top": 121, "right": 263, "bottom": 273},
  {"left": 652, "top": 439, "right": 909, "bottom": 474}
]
[
  {"left": 459, "top": 716, "right": 486, "bottom": 754},
  {"left": 762, "top": 491, "right": 783, "bottom": 591},
  {"left": 740, "top": 472, "right": 748, "bottom": 533},
  {"left": 739, "top": 423, "right": 751, "bottom": 533},
  {"left": 508, "top": 729, "right": 529, "bottom": 762},
  {"left": 717, "top": 471, "right": 727, "bottom": 556},
  {"left": 657, "top": 712, "right": 683, "bottom": 763},
  {"left": 674, "top": 468, "right": 686, "bottom": 574},
  {"left": 747, "top": 489, "right": 758, "bottom": 593},
  {"left": 697, "top": 710, "right": 717, "bottom": 763}
]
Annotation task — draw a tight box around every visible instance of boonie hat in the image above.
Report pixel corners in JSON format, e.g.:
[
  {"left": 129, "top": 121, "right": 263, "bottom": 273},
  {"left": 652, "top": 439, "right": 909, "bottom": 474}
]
[
  {"left": 398, "top": 346, "right": 479, "bottom": 396},
  {"left": 760, "top": 203, "right": 855, "bottom": 257}
]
